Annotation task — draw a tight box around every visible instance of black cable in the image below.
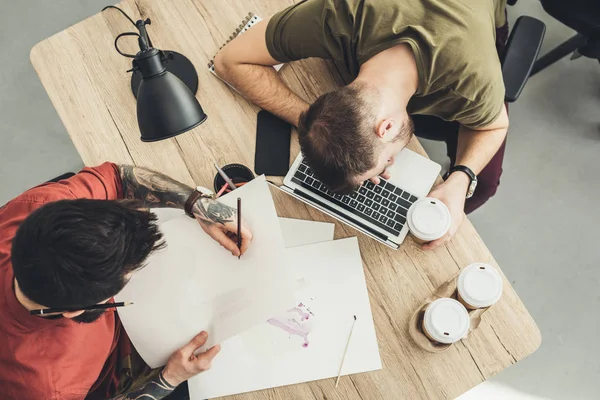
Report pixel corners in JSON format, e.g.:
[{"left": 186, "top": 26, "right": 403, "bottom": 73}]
[
  {"left": 114, "top": 32, "right": 141, "bottom": 58},
  {"left": 102, "top": 5, "right": 154, "bottom": 50},
  {"left": 101, "top": 5, "right": 136, "bottom": 27}
]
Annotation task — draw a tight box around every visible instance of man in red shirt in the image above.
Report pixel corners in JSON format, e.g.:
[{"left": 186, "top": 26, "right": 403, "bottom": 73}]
[{"left": 0, "top": 162, "right": 253, "bottom": 399}]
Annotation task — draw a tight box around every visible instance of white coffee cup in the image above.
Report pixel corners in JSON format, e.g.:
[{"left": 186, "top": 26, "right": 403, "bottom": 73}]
[
  {"left": 407, "top": 197, "right": 451, "bottom": 244},
  {"left": 422, "top": 298, "right": 470, "bottom": 344},
  {"left": 457, "top": 263, "right": 504, "bottom": 309}
]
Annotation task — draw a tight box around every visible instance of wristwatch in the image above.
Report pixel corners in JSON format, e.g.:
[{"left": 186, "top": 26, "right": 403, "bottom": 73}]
[
  {"left": 444, "top": 165, "right": 477, "bottom": 199},
  {"left": 184, "top": 186, "right": 214, "bottom": 218}
]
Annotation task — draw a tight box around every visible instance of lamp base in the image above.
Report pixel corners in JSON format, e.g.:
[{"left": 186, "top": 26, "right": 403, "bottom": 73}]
[{"left": 131, "top": 51, "right": 198, "bottom": 98}]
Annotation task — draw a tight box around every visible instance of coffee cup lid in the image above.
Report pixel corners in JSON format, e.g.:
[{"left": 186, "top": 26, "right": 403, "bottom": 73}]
[
  {"left": 457, "top": 263, "right": 503, "bottom": 308},
  {"left": 423, "top": 298, "right": 470, "bottom": 344},
  {"left": 407, "top": 198, "right": 451, "bottom": 241}
]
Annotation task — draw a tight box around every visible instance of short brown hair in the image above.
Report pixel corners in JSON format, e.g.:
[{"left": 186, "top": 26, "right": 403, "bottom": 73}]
[
  {"left": 298, "top": 85, "right": 378, "bottom": 193},
  {"left": 298, "top": 85, "right": 412, "bottom": 193}
]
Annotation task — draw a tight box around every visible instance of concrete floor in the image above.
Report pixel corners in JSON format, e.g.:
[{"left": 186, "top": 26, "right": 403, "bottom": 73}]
[{"left": 0, "top": 1, "right": 598, "bottom": 399}]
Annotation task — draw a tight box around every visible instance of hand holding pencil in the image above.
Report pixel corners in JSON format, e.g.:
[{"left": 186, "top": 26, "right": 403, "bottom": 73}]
[{"left": 191, "top": 197, "right": 253, "bottom": 257}]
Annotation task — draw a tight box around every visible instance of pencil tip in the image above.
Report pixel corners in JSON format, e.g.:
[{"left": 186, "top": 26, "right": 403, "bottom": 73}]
[
  {"left": 127, "top": 302, "right": 134, "bottom": 306},
  {"left": 354, "top": 315, "right": 356, "bottom": 320}
]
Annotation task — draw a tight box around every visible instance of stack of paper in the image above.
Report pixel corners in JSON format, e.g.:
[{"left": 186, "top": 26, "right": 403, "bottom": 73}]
[
  {"left": 115, "top": 176, "right": 296, "bottom": 365},
  {"left": 116, "top": 176, "right": 382, "bottom": 399}
]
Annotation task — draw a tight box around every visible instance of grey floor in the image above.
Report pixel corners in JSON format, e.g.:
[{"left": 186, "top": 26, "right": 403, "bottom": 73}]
[{"left": 1, "top": 1, "right": 598, "bottom": 399}]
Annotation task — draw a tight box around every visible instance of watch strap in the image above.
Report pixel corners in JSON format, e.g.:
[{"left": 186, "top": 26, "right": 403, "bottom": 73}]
[
  {"left": 184, "top": 190, "right": 205, "bottom": 218},
  {"left": 445, "top": 165, "right": 476, "bottom": 182}
]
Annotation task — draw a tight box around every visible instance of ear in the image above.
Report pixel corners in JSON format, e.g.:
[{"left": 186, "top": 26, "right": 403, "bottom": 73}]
[
  {"left": 62, "top": 310, "right": 85, "bottom": 319},
  {"left": 376, "top": 119, "right": 395, "bottom": 139}
]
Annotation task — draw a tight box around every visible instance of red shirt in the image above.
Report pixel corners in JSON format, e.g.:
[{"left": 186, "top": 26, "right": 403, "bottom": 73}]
[{"left": 0, "top": 163, "right": 131, "bottom": 400}]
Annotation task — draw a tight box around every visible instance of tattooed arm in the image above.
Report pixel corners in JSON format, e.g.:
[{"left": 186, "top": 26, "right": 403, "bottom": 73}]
[
  {"left": 118, "top": 165, "right": 252, "bottom": 256},
  {"left": 110, "top": 371, "right": 175, "bottom": 400},
  {"left": 110, "top": 332, "right": 221, "bottom": 400}
]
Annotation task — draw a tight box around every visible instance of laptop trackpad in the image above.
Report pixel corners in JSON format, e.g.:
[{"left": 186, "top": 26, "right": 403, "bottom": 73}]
[{"left": 387, "top": 149, "right": 441, "bottom": 198}]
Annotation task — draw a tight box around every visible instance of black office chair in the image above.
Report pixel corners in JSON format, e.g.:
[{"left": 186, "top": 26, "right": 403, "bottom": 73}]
[
  {"left": 414, "top": 15, "right": 546, "bottom": 139},
  {"left": 531, "top": 0, "right": 600, "bottom": 75}
]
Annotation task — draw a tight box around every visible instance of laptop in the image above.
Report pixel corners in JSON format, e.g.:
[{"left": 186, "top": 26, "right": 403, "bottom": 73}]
[{"left": 278, "top": 149, "right": 441, "bottom": 249}]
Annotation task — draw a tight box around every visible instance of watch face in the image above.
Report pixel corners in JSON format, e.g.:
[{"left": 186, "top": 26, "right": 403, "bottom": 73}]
[
  {"left": 466, "top": 180, "right": 477, "bottom": 199},
  {"left": 196, "top": 186, "right": 214, "bottom": 196}
]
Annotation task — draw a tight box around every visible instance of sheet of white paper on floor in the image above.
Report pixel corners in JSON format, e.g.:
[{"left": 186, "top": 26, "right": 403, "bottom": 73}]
[
  {"left": 278, "top": 217, "right": 335, "bottom": 247},
  {"left": 115, "top": 176, "right": 296, "bottom": 368},
  {"left": 188, "top": 237, "right": 382, "bottom": 399}
]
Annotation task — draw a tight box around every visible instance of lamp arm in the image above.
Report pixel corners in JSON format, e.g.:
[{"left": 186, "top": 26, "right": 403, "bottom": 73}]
[{"left": 136, "top": 19, "right": 152, "bottom": 51}]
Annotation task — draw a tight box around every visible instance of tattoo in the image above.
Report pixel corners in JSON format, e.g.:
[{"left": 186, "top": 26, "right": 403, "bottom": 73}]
[
  {"left": 110, "top": 371, "right": 175, "bottom": 400},
  {"left": 119, "top": 165, "right": 193, "bottom": 209},
  {"left": 118, "top": 165, "right": 237, "bottom": 226},
  {"left": 192, "top": 198, "right": 236, "bottom": 226}
]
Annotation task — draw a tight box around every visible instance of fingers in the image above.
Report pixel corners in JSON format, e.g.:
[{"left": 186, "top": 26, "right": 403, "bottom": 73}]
[
  {"left": 222, "top": 220, "right": 253, "bottom": 256},
  {"left": 369, "top": 176, "right": 381, "bottom": 185},
  {"left": 198, "top": 218, "right": 254, "bottom": 257},
  {"left": 421, "top": 233, "right": 450, "bottom": 251},
  {"left": 202, "top": 344, "right": 222, "bottom": 362},
  {"left": 190, "top": 344, "right": 222, "bottom": 372},
  {"left": 381, "top": 169, "right": 392, "bottom": 180},
  {"left": 213, "top": 228, "right": 242, "bottom": 256},
  {"left": 239, "top": 224, "right": 253, "bottom": 255},
  {"left": 181, "top": 331, "right": 209, "bottom": 356}
]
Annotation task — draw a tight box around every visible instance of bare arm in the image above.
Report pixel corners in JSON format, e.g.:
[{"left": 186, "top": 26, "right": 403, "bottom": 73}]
[
  {"left": 213, "top": 20, "right": 309, "bottom": 126},
  {"left": 424, "top": 107, "right": 509, "bottom": 250},
  {"left": 445, "top": 105, "right": 510, "bottom": 194},
  {"left": 456, "top": 105, "right": 509, "bottom": 176},
  {"left": 118, "top": 165, "right": 252, "bottom": 255}
]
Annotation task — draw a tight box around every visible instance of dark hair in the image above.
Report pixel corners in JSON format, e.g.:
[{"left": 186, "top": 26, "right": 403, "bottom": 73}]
[
  {"left": 298, "top": 85, "right": 378, "bottom": 193},
  {"left": 298, "top": 85, "right": 414, "bottom": 193},
  {"left": 11, "top": 199, "right": 164, "bottom": 308}
]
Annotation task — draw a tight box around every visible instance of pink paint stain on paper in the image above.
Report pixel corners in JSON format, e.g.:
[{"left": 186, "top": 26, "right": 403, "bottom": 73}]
[{"left": 267, "top": 303, "right": 314, "bottom": 348}]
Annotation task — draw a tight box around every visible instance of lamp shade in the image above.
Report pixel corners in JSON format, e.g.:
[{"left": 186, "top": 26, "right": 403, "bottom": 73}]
[{"left": 136, "top": 71, "right": 207, "bottom": 142}]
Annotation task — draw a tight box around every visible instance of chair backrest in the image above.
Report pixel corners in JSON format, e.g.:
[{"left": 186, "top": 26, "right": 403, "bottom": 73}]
[
  {"left": 502, "top": 16, "right": 546, "bottom": 102},
  {"left": 540, "top": 0, "right": 600, "bottom": 35}
]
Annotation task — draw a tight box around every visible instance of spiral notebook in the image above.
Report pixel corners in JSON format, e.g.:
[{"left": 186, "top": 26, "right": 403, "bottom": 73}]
[{"left": 208, "top": 13, "right": 283, "bottom": 87}]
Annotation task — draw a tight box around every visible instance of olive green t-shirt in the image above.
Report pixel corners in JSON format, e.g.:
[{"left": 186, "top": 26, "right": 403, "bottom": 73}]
[{"left": 266, "top": 0, "right": 507, "bottom": 129}]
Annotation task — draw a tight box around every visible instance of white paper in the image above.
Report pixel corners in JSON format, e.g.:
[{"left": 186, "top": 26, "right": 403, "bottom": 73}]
[
  {"left": 115, "top": 176, "right": 296, "bottom": 368},
  {"left": 188, "top": 237, "right": 382, "bottom": 399},
  {"left": 278, "top": 217, "right": 334, "bottom": 247},
  {"left": 150, "top": 207, "right": 184, "bottom": 225}
]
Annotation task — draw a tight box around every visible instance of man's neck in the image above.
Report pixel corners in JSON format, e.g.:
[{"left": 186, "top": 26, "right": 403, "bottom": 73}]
[
  {"left": 14, "top": 279, "right": 39, "bottom": 311},
  {"left": 353, "top": 43, "right": 419, "bottom": 109}
]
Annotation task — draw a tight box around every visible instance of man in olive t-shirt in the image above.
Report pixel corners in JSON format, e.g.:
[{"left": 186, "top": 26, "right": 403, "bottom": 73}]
[{"left": 214, "top": 0, "right": 509, "bottom": 250}]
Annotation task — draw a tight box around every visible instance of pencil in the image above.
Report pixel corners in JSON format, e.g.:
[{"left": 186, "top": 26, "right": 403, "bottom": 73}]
[
  {"left": 335, "top": 315, "right": 357, "bottom": 388},
  {"left": 216, "top": 183, "right": 229, "bottom": 198},
  {"left": 214, "top": 163, "right": 237, "bottom": 191},
  {"left": 237, "top": 197, "right": 242, "bottom": 259},
  {"left": 30, "top": 301, "right": 133, "bottom": 316}
]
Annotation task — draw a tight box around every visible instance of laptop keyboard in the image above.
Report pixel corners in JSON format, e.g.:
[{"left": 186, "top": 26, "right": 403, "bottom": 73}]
[{"left": 291, "top": 160, "right": 419, "bottom": 237}]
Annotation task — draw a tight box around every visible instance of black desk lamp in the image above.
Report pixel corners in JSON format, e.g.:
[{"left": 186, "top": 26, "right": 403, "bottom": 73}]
[{"left": 103, "top": 6, "right": 207, "bottom": 142}]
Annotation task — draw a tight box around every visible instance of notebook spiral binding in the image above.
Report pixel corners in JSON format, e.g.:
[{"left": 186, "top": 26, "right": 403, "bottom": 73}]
[{"left": 207, "top": 12, "right": 260, "bottom": 72}]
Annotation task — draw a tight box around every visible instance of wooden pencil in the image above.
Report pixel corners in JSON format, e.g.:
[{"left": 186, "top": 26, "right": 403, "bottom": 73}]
[{"left": 335, "top": 315, "right": 357, "bottom": 387}]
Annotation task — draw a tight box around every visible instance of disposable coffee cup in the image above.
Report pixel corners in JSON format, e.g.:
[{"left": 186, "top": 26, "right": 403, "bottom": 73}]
[
  {"left": 407, "top": 197, "right": 451, "bottom": 244},
  {"left": 457, "top": 263, "right": 503, "bottom": 310},
  {"left": 422, "top": 298, "right": 470, "bottom": 344}
]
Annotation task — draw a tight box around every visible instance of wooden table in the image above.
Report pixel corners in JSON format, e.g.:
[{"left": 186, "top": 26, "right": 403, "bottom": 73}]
[{"left": 30, "top": 1, "right": 541, "bottom": 398}]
